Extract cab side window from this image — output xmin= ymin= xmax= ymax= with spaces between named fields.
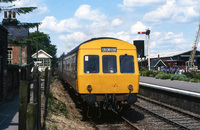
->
xmin=84 ymin=55 xmax=99 ymax=73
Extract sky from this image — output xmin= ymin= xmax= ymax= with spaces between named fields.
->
xmin=1 ymin=0 xmax=200 ymax=57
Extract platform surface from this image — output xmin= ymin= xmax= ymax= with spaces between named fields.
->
xmin=139 ymin=76 xmax=200 ymax=93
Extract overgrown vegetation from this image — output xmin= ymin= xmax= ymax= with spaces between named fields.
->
xmin=48 ymin=92 xmax=69 ymax=118
xmin=140 ymin=69 xmax=200 ymax=83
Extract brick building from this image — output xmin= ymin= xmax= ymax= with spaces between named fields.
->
xmin=2 ymin=11 xmax=31 ymax=66
xmin=0 ymin=11 xmax=32 ymax=101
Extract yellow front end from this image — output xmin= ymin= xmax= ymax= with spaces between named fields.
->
xmin=77 ymin=39 xmax=139 ymax=94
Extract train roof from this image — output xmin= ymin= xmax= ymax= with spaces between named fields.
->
xmin=65 ymin=37 xmax=124 ymax=57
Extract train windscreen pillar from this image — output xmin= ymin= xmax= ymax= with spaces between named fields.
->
xmin=133 ymin=40 xmax=144 ymax=58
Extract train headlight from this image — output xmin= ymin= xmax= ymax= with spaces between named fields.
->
xmin=87 ymin=85 xmax=92 ymax=93
xmin=128 ymin=84 xmax=133 ymax=92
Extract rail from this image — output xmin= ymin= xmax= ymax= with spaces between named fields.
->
xmin=112 ymin=109 xmax=141 ymax=130
xmin=133 ymin=95 xmax=200 ymax=129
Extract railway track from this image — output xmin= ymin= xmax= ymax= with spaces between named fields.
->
xmin=132 ymin=95 xmax=200 ymax=129
xmin=88 ymin=109 xmax=141 ymax=130
xmin=112 ymin=109 xmax=141 ymax=130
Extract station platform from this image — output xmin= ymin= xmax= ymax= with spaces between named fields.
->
xmin=139 ymin=76 xmax=200 ymax=98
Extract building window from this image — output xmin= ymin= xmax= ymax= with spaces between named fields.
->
xmin=44 ymin=59 xmax=50 ymax=66
xmin=7 ymin=49 xmax=12 ymax=64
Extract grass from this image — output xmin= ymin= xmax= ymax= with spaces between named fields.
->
xmin=47 ymin=92 xmax=69 ymax=118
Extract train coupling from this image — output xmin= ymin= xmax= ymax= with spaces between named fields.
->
xmin=127 ymin=93 xmax=137 ymax=104
xmin=85 ymin=94 xmax=96 ymax=105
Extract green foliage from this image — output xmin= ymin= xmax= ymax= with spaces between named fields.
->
xmin=155 ymin=73 xmax=162 ymax=79
xmin=153 ymin=71 xmax=164 ymax=77
xmin=0 ymin=0 xmax=16 ymax=3
xmin=170 ymin=74 xmax=187 ymax=81
xmin=183 ymin=72 xmax=195 ymax=79
xmin=15 ymin=7 xmax=37 ymax=15
xmin=54 ymin=102 xmax=68 ymax=118
xmin=184 ymin=77 xmax=190 ymax=82
xmin=194 ymin=73 xmax=200 ymax=80
xmin=140 ymin=70 xmax=154 ymax=77
xmin=0 ymin=0 xmax=38 ymax=29
xmin=170 ymin=74 xmax=180 ymax=80
xmin=178 ymin=75 xmax=186 ymax=81
xmin=48 ymin=91 xmax=69 ymax=118
xmin=190 ymin=78 xmax=199 ymax=83
xmin=155 ymin=73 xmax=171 ymax=79
xmin=29 ymin=31 xmax=57 ymax=68
xmin=50 ymin=77 xmax=55 ymax=83
xmin=140 ymin=70 xmax=200 ymax=83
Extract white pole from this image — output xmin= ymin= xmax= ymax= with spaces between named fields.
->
xmin=148 ymin=35 xmax=150 ymax=70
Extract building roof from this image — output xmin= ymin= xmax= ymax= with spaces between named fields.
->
xmin=4 ymin=25 xmax=29 ymax=41
xmin=32 ymin=49 xmax=52 ymax=59
xmin=0 ymin=25 xmax=8 ymax=33
xmin=150 ymin=58 xmax=167 ymax=67
xmin=149 ymin=50 xmax=200 ymax=59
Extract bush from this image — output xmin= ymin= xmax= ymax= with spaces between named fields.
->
xmin=178 ymin=74 xmax=186 ymax=81
xmin=170 ymin=74 xmax=179 ymax=80
xmin=155 ymin=73 xmax=171 ymax=79
xmin=140 ymin=70 xmax=154 ymax=77
xmin=184 ymin=77 xmax=190 ymax=82
xmin=194 ymin=73 xmax=200 ymax=80
xmin=190 ymin=78 xmax=199 ymax=83
xmin=183 ymin=72 xmax=195 ymax=79
xmin=149 ymin=74 xmax=154 ymax=77
xmin=153 ymin=71 xmax=164 ymax=77
xmin=146 ymin=70 xmax=154 ymax=77
xmin=160 ymin=73 xmax=171 ymax=79
xmin=155 ymin=73 xmax=162 ymax=79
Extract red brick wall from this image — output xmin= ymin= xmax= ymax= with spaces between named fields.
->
xmin=8 ymin=44 xmax=28 ymax=65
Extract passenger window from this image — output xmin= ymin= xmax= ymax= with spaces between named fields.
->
xmin=120 ymin=55 xmax=134 ymax=73
xmin=103 ymin=55 xmax=117 ymax=73
xmin=84 ymin=55 xmax=99 ymax=73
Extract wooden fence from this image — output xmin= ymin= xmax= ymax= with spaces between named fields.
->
xmin=19 ymin=66 xmax=51 ymax=130
xmin=0 ymin=62 xmax=33 ymax=102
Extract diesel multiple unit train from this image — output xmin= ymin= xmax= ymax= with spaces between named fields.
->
xmin=58 ymin=37 xmax=139 ymax=118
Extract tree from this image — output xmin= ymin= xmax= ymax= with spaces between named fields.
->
xmin=29 ymin=31 xmax=57 ymax=68
xmin=0 ymin=0 xmax=40 ymax=28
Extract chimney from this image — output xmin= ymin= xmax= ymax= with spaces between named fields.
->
xmin=4 ymin=11 xmax=7 ymax=19
xmin=2 ymin=11 xmax=18 ymax=26
xmin=158 ymin=54 xmax=160 ymax=58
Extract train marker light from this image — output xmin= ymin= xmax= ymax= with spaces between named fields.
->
xmin=87 ymin=85 xmax=92 ymax=93
xmin=128 ymin=84 xmax=133 ymax=92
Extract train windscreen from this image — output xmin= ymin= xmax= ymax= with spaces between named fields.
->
xmin=84 ymin=55 xmax=99 ymax=73
xmin=120 ymin=55 xmax=134 ymax=73
xmin=103 ymin=55 xmax=117 ymax=73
